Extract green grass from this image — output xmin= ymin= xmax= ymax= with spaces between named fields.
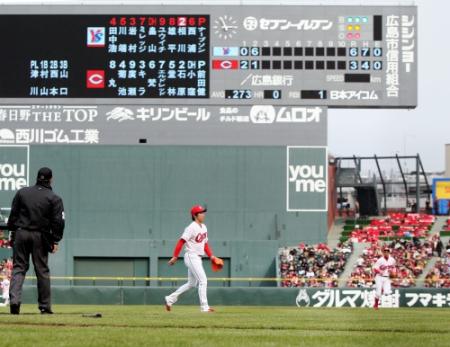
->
xmin=0 ymin=305 xmax=449 ymax=347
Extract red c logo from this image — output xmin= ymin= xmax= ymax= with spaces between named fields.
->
xmin=212 ymin=60 xmax=238 ymax=70
xmin=86 ymin=70 xmax=105 ymax=88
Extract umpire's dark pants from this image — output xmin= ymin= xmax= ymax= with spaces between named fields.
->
xmin=9 ymin=230 xmax=51 ymax=309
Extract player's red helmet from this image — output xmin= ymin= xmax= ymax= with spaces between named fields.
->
xmin=191 ymin=205 xmax=207 ymax=217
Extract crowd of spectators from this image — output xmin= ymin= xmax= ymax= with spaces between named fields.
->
xmin=347 ymin=213 xmax=434 ymax=243
xmin=0 ymin=229 xmax=13 ymax=304
xmin=424 ymin=239 xmax=450 ymax=288
xmin=443 ymin=219 xmax=450 ymax=231
xmin=425 ymin=255 xmax=450 ymax=288
xmin=0 ymin=258 xmax=12 ymax=276
xmin=0 ymin=258 xmax=12 ymax=306
xmin=279 ymin=242 xmax=353 ymax=288
xmin=0 ymin=230 xmax=11 ymax=248
xmin=347 ymin=237 xmax=434 ymax=288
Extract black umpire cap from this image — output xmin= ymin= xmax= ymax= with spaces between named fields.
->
xmin=37 ymin=167 xmax=53 ymax=181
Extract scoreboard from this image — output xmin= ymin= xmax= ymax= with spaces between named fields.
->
xmin=0 ymin=5 xmax=417 ymax=108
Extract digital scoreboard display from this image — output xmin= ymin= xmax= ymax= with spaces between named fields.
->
xmin=0 ymin=15 xmax=209 ymax=99
xmin=0 ymin=5 xmax=417 ymax=108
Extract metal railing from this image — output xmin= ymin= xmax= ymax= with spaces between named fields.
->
xmin=13 ymin=275 xmax=435 ymax=287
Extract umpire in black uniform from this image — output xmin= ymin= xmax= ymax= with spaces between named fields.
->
xmin=7 ymin=167 xmax=65 ymax=314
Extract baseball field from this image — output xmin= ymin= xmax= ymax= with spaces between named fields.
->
xmin=0 ymin=305 xmax=449 ymax=347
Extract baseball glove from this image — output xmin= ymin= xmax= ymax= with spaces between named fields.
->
xmin=389 ymin=269 xmax=397 ymax=279
xmin=211 ymin=256 xmax=224 ymax=272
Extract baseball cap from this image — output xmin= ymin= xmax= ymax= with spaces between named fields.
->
xmin=191 ymin=205 xmax=207 ymax=217
xmin=37 ymin=167 xmax=52 ymax=181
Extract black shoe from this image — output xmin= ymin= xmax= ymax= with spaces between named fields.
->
xmin=10 ymin=304 xmax=20 ymax=315
xmin=40 ymin=308 xmax=54 ymax=314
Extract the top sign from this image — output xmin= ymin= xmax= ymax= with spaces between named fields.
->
xmin=0 ymin=5 xmax=417 ymax=108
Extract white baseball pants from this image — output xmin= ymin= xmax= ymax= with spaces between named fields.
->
xmin=375 ymin=275 xmax=392 ymax=299
xmin=165 ymin=253 xmax=210 ymax=311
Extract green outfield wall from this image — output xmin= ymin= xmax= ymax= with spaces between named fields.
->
xmin=1 ymin=145 xmax=328 ymax=283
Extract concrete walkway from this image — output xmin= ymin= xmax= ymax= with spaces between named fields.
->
xmin=430 ymin=216 xmax=448 ymax=236
xmin=338 ymin=242 xmax=371 ymax=288
xmin=416 ymin=257 xmax=438 ymax=286
xmin=328 ymin=218 xmax=346 ymax=249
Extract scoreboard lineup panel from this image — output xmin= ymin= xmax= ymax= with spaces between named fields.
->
xmin=0 ymin=5 xmax=417 ymax=108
